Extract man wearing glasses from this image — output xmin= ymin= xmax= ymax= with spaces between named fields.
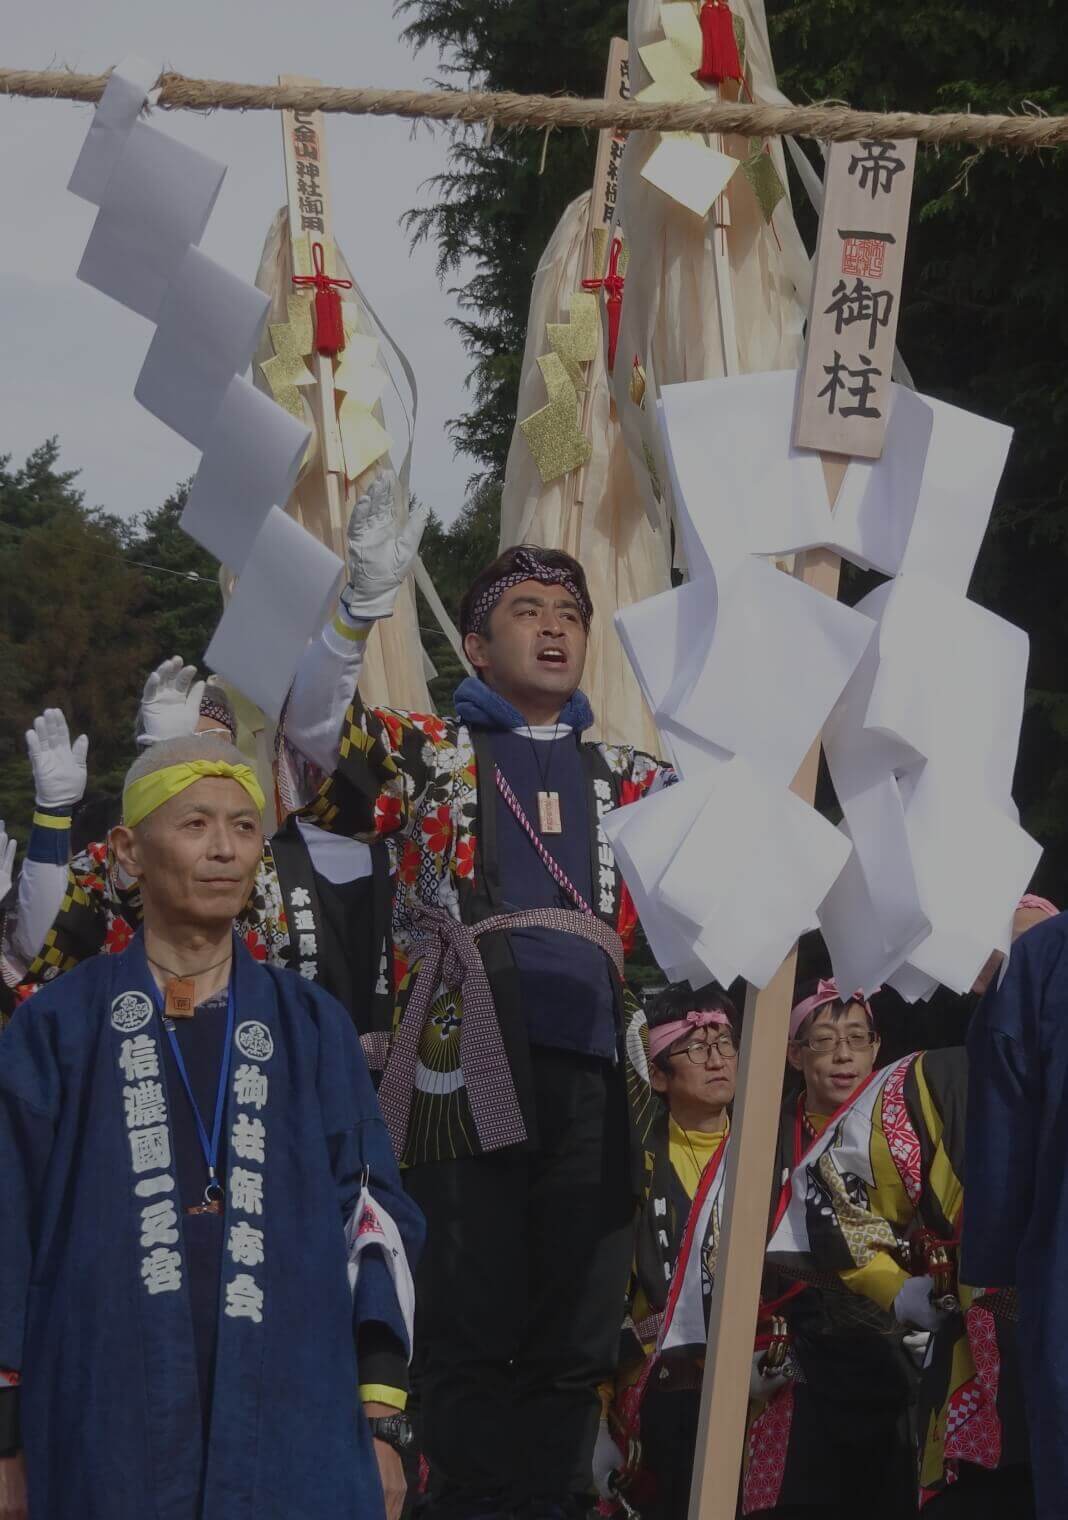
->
xmin=744 ymin=980 xmax=918 ymax=1519
xmin=594 ymin=982 xmax=739 ymax=1520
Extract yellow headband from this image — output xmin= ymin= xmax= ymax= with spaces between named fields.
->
xmin=123 ymin=760 xmax=266 ymax=829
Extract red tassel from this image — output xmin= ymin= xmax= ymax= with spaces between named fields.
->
xmin=313 ymin=285 xmax=345 ymax=355
xmin=697 ymin=0 xmax=743 ymax=86
xmin=291 ymin=241 xmax=353 ymax=357
xmin=581 ymin=235 xmax=626 ymax=373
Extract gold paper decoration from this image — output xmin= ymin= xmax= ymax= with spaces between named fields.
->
xmin=630 ymin=358 xmax=648 ymax=410
xmin=636 ymin=37 xmax=705 ymax=104
xmin=641 ymin=441 xmax=664 ymax=503
xmin=591 ymin=226 xmax=610 ymax=283
xmin=260 ymin=292 xmax=316 ymax=421
xmin=740 ymin=138 xmax=786 ymax=223
xmin=335 ymin=302 xmax=392 ymax=480
xmin=518 ymin=287 xmax=602 ymax=480
xmin=641 ymin=135 xmax=738 ymax=218
xmin=519 ymin=353 xmax=592 ymax=483
xmin=546 ymin=290 xmax=600 ymax=382
xmin=338 ymin=400 xmax=393 ymax=480
xmin=636 ymin=3 xmax=736 ymax=216
xmin=658 ymin=2 xmax=703 ymax=69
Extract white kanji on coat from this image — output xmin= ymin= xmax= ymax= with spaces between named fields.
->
xmin=298 ymin=933 xmax=317 ymax=958
xmin=228 ymin=1220 xmax=266 ymax=1268
xmin=230 ymin=1167 xmax=264 ymax=1215
xmin=141 ymin=1246 xmax=182 ymax=1295
xmin=129 ymin=1124 xmax=171 ymax=1175
xmin=289 ymin=887 xmax=312 ymax=909
xmin=139 ymin=1199 xmax=179 ymax=1248
xmin=232 ymin=1113 xmax=266 ymax=1164
xmin=292 ymin=909 xmax=315 ymax=933
xmin=123 ymin=1080 xmax=168 ymax=1130
xmin=233 ymin=1063 xmax=268 ymax=1110
xmin=118 ymin=1034 xmax=159 ymax=1082
xmin=299 ymin=961 xmax=318 ymax=980
xmin=224 ymin=1272 xmax=264 ymax=1324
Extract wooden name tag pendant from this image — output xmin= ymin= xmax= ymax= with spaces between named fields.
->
xmin=538 ymin=791 xmax=563 ymax=834
xmin=165 ymin=977 xmax=196 ymax=1020
xmin=185 ymin=1197 xmax=224 ymax=1216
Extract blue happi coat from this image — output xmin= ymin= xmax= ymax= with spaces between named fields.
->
xmin=0 ymin=934 xmax=424 ymax=1520
xmin=962 ymin=911 xmax=1068 ymax=1518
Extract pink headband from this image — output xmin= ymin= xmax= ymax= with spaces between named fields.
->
xmin=464 ymin=547 xmax=593 ymax=636
xmin=649 ymin=1008 xmax=730 ymax=1064
xmin=789 ymin=978 xmax=874 ymax=1041
xmin=1019 ymin=894 xmax=1059 ymax=918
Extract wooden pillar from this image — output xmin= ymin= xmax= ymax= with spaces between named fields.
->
xmin=687 ymin=475 xmax=846 ymax=1520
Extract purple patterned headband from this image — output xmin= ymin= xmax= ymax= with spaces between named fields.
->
xmin=465 ymin=548 xmax=593 ymax=637
xmin=198 ymin=686 xmax=237 ymax=740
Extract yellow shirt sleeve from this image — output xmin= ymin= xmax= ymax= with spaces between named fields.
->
xmin=360 ymin=1384 xmax=408 ymax=1411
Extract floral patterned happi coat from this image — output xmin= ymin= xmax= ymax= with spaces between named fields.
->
xmin=764 ymin=1048 xmax=1027 ymax=1510
xmin=300 ymin=699 xmax=673 ymax=1170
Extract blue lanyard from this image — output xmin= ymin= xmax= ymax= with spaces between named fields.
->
xmin=153 ymin=978 xmax=236 ymax=1206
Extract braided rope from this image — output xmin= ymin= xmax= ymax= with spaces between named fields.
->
xmin=494 ymin=767 xmax=593 ymax=916
xmin=2 ymin=66 xmax=1067 ymax=149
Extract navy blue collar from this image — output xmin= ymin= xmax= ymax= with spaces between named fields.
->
xmin=453 ymin=676 xmax=594 ymax=735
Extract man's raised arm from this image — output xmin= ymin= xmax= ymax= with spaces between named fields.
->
xmin=285 ymin=471 xmax=427 ymax=777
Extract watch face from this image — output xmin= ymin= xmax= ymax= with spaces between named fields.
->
xmin=390 ymin=1416 xmax=414 ymax=1450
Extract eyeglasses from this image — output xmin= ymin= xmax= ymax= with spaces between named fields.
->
xmin=797 ymin=1029 xmax=877 ymax=1055
xmin=668 ymin=1034 xmax=739 ymax=1065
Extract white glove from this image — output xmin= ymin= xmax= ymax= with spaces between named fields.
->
xmin=749 ymin=1348 xmax=790 ymax=1402
xmin=903 ymin=1330 xmax=932 ymax=1369
xmin=25 ymin=709 xmax=89 ymax=810
xmin=340 ymin=471 xmax=428 ymax=620
xmin=894 ymin=1275 xmax=945 ymax=1332
xmin=137 ymin=657 xmax=204 ymax=748
xmin=0 ymin=824 xmax=15 ymax=901
xmin=592 ymin=1418 xmax=624 ymax=1499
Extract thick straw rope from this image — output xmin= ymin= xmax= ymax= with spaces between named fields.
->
xmin=0 ymin=66 xmax=1066 ymax=149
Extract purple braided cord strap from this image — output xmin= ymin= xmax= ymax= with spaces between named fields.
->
xmin=376 ymin=901 xmax=624 ymax=1160
xmin=632 ymin=1311 xmax=664 ymax=1346
xmin=359 ymin=1030 xmax=390 ymax=1073
xmin=493 ymin=767 xmax=593 ymax=914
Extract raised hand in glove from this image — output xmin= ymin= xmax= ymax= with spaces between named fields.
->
xmin=137 ymin=656 xmax=205 ymax=748
xmin=0 ymin=824 xmax=16 ymax=902
xmin=25 ymin=709 xmax=88 ymax=811
xmin=340 ymin=470 xmax=428 ymax=621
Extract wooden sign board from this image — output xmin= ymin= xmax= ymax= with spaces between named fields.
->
xmin=588 ymin=38 xmax=630 ymax=274
xmin=280 ymin=85 xmax=337 ymax=279
xmin=793 ymin=138 xmax=916 ymax=460
xmin=279 ymin=75 xmax=345 ymax=488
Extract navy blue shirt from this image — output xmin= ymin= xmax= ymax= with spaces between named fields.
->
xmin=487 ymin=729 xmax=617 ymax=1061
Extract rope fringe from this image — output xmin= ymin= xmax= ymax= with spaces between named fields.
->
xmin=0 ymin=66 xmax=1066 ymax=149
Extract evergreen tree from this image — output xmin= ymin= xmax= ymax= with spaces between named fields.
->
xmin=399 ymin=0 xmax=627 ymax=480
xmin=418 ymin=480 xmax=503 ymax=711
xmin=766 ymin=0 xmax=1068 ymax=890
xmin=0 ymin=448 xmax=220 ymax=840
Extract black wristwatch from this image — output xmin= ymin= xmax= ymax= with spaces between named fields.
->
xmin=367 ymin=1411 xmax=414 ymax=1453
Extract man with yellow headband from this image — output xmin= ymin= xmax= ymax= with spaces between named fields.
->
xmin=0 ymin=734 xmax=424 ymax=1520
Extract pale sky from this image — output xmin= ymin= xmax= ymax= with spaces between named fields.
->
xmin=1 ymin=0 xmax=474 ymax=524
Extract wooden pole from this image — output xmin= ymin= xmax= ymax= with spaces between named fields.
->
xmin=687 ymin=461 xmax=847 ymax=1520
xmin=573 ymin=37 xmax=629 ymax=510
xmin=280 ymin=74 xmax=349 ymax=555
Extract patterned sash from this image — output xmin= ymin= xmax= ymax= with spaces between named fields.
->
xmin=376 ymin=899 xmax=623 ymax=1158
